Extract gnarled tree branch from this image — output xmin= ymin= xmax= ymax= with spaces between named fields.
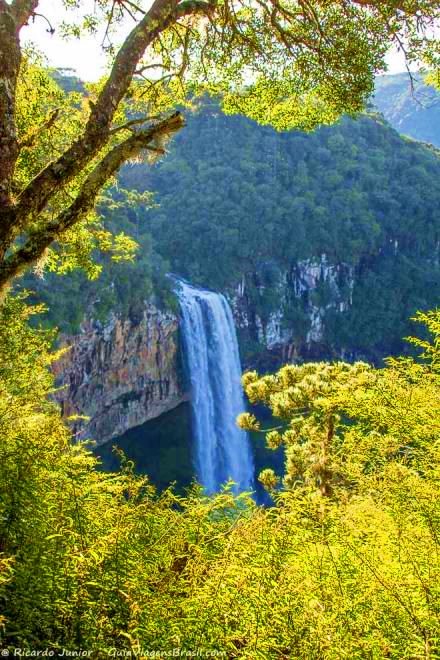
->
xmin=0 ymin=2 xmax=24 ymax=207
xmin=19 ymin=108 xmax=61 ymax=149
xmin=0 ymin=111 xmax=184 ymax=297
xmin=11 ymin=0 xmax=39 ymax=29
xmin=109 ymin=114 xmax=160 ymax=134
xmin=11 ymin=0 xmax=215 ymax=233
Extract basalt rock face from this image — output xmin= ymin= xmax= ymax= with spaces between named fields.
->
xmin=231 ymin=256 xmax=355 ymax=371
xmin=53 ymin=306 xmax=187 ymax=446
xmin=52 ymin=258 xmax=358 ymax=444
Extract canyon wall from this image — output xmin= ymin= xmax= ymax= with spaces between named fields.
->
xmin=53 ymin=257 xmax=355 ymax=443
xmin=53 ymin=305 xmax=187 ymax=446
xmin=232 ymin=256 xmax=355 ymax=370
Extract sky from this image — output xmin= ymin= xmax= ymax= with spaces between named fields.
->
xmin=22 ymin=0 xmax=410 ymax=82
xmin=22 ymin=0 xmax=112 ymax=80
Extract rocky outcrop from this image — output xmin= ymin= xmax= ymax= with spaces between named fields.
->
xmin=291 ymin=255 xmax=354 ymax=344
xmin=53 ymin=305 xmax=187 ymax=445
xmin=52 ymin=259 xmax=354 ymax=443
xmin=231 ymin=256 xmax=355 ymax=370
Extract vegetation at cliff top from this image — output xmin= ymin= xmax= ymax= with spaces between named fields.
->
xmin=0 ymin=295 xmax=439 ymax=657
xmin=27 ymin=87 xmax=440 ymax=363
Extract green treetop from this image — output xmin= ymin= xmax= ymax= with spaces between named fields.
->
xmin=239 ymin=310 xmax=440 ymax=502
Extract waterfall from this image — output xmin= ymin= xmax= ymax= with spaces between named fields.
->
xmin=175 ymin=279 xmax=254 ymax=494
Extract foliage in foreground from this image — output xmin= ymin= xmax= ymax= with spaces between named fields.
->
xmin=0 ymin=299 xmax=439 ymax=658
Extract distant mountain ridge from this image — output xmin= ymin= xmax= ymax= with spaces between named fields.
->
xmin=51 ymin=67 xmax=440 ymax=147
xmin=374 ymin=73 xmax=440 ymax=147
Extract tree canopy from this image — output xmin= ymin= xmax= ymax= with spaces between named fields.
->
xmin=0 ymin=0 xmax=439 ymax=296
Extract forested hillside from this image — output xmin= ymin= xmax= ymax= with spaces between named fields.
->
xmin=27 ymin=93 xmax=440 ymax=361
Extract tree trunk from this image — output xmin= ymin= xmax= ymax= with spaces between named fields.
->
xmin=0 ymin=5 xmax=21 ymax=210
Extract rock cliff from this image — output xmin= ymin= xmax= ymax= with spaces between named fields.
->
xmin=49 ymin=277 xmax=289 ymax=445
xmin=51 ymin=259 xmax=356 ymax=443
xmin=52 ymin=305 xmax=187 ymax=445
xmin=231 ymin=256 xmax=355 ymax=370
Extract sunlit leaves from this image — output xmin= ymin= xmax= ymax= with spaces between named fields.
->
xmin=0 ymin=300 xmax=439 ymax=656
xmin=405 ymin=309 xmax=440 ymax=370
xmin=13 ymin=56 xmax=142 ymax=278
xmin=242 ymin=312 xmax=440 ymax=499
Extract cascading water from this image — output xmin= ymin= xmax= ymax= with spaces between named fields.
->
xmin=175 ymin=279 xmax=254 ymax=494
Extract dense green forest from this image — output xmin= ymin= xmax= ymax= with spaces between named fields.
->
xmin=26 ymin=91 xmax=440 ymax=361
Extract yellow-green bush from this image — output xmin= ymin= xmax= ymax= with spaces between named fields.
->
xmin=0 ymin=299 xmax=439 ymax=658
